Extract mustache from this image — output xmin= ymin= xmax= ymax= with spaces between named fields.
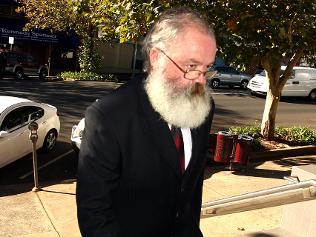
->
xmin=189 ymin=83 xmax=206 ymax=96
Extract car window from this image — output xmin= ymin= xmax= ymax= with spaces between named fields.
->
xmin=285 ymin=70 xmax=295 ymax=79
xmin=0 ymin=108 xmax=24 ymax=132
xmin=216 ymin=67 xmax=239 ymax=74
xmin=29 ymin=106 xmax=44 ymax=120
xmin=6 ymin=53 xmax=19 ymax=64
xmin=226 ymin=67 xmax=239 ymax=74
xmin=0 ymin=106 xmax=44 ymax=132
xmin=216 ymin=67 xmax=227 ymax=72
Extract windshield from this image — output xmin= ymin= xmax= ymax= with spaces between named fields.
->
xmin=259 ymin=71 xmax=266 ymax=76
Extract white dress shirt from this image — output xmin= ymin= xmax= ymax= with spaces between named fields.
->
xmin=169 ymin=125 xmax=192 ymax=170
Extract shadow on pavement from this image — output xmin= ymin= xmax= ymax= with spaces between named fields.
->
xmin=273 ymin=157 xmax=316 ymax=167
xmin=232 ymin=168 xmax=291 ymax=180
xmin=0 ymin=140 xmax=78 ymax=196
xmin=204 ymin=155 xmax=316 ymax=181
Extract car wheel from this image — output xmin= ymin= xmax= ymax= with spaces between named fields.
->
xmin=39 ymin=68 xmax=48 ymax=79
xmin=309 ymin=90 xmax=316 ymax=101
xmin=210 ymin=79 xmax=220 ymax=89
xmin=240 ymin=80 xmax=249 ymax=89
xmin=42 ymin=129 xmax=57 ymax=152
xmin=15 ymin=68 xmax=24 ymax=80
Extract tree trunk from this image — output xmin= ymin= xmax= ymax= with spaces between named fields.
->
xmin=260 ymin=49 xmax=304 ymax=140
xmin=261 ymin=86 xmax=281 ymax=140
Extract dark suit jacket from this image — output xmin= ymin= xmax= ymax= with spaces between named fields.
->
xmin=76 ymin=78 xmax=215 ymax=237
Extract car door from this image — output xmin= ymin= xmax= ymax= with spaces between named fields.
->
xmin=0 ymin=107 xmax=32 ymax=167
xmin=217 ymin=67 xmax=232 ymax=85
xmin=226 ymin=67 xmax=241 ymax=85
xmin=283 ymin=69 xmax=309 ymax=97
xmin=23 ymin=55 xmax=38 ymax=76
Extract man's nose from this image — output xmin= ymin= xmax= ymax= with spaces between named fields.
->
xmin=194 ymin=72 xmax=207 ymax=85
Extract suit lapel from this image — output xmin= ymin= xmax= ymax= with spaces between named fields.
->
xmin=136 ymin=80 xmax=182 ymax=178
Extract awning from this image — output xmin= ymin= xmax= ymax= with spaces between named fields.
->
xmin=1 ymin=27 xmax=58 ymax=44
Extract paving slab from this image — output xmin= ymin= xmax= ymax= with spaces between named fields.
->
xmin=0 ymin=154 xmax=315 ymax=237
xmin=0 ymin=187 xmax=55 ymax=237
xmin=37 ymin=179 xmax=80 ymax=237
xmin=200 ymin=156 xmax=316 ymax=237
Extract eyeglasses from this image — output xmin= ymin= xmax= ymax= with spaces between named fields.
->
xmin=157 ymin=48 xmax=217 ymax=80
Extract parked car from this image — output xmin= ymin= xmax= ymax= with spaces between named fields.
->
xmin=70 ymin=99 xmax=99 ymax=154
xmin=2 ymin=51 xmax=48 ymax=79
xmin=247 ymin=66 xmax=316 ymax=101
xmin=0 ymin=96 xmax=60 ymax=168
xmin=71 ymin=118 xmax=85 ymax=154
xmin=206 ymin=66 xmax=252 ymax=89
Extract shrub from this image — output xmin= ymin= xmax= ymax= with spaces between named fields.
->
xmin=275 ymin=126 xmax=316 ymax=145
xmin=228 ymin=124 xmax=260 ymax=138
xmin=59 ymin=71 xmax=118 ymax=82
xmin=78 ymin=38 xmax=101 ymax=72
xmin=229 ymin=124 xmax=263 ymax=151
xmin=228 ymin=124 xmax=316 ymax=151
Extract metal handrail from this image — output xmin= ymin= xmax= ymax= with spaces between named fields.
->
xmin=201 ymin=179 xmax=316 ymax=218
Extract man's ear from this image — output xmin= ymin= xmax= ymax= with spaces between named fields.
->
xmin=149 ymin=48 xmax=159 ymax=69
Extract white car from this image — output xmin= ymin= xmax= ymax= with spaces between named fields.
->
xmin=247 ymin=66 xmax=316 ymax=101
xmin=0 ymin=96 xmax=60 ymax=168
xmin=71 ymin=118 xmax=85 ymax=154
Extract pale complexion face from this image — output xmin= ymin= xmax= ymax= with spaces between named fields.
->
xmin=149 ymin=26 xmax=217 ymax=92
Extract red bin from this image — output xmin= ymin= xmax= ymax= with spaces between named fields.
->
xmin=233 ymin=135 xmax=253 ymax=165
xmin=214 ymin=131 xmax=234 ymax=164
xmin=209 ymin=133 xmax=217 ymax=153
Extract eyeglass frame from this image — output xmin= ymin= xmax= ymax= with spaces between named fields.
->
xmin=156 ymin=48 xmax=217 ymax=80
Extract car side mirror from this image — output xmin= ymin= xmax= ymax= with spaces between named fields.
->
xmin=0 ymin=131 xmax=9 ymax=138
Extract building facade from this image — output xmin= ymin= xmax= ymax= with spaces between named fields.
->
xmin=0 ymin=0 xmax=78 ymax=75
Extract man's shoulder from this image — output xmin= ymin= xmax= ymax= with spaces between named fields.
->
xmin=89 ymin=78 xmax=144 ymax=116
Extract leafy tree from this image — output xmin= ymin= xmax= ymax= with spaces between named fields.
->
xmin=92 ymin=0 xmax=163 ymax=43
xmin=96 ymin=0 xmax=315 ymax=140
xmin=18 ymin=0 xmax=111 ymax=72
xmin=204 ymin=0 xmax=316 ymax=139
xmin=18 ymin=0 xmax=315 ymax=140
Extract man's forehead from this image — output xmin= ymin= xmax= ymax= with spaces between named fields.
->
xmin=170 ymin=35 xmax=216 ymax=62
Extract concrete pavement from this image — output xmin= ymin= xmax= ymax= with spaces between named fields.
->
xmin=0 ymin=154 xmax=315 ymax=237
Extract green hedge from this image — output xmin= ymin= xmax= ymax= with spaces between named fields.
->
xmin=228 ymin=124 xmax=316 ymax=151
xmin=58 ymin=71 xmax=118 ymax=82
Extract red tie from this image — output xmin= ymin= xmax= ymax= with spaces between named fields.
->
xmin=171 ymin=126 xmax=185 ymax=173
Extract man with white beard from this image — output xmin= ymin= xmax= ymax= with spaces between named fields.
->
xmin=77 ymin=7 xmax=217 ymax=237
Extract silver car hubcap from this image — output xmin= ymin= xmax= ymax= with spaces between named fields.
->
xmin=16 ymin=71 xmax=23 ymax=79
xmin=241 ymin=81 xmax=248 ymax=88
xmin=46 ymin=132 xmax=56 ymax=150
xmin=310 ymin=91 xmax=316 ymax=101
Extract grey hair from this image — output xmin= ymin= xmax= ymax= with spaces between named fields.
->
xmin=142 ymin=7 xmax=215 ymax=73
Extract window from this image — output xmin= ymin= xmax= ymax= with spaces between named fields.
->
xmin=29 ymin=107 xmax=44 ymax=120
xmin=1 ymin=108 xmax=24 ymax=131
xmin=217 ymin=66 xmax=239 ymax=74
xmin=0 ymin=106 xmax=44 ymax=132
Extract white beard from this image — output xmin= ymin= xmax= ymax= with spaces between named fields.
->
xmin=144 ymin=68 xmax=211 ymax=129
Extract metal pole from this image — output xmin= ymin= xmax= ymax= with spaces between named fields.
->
xmin=31 ymin=140 xmax=39 ymax=191
xmin=28 ymin=121 xmax=40 ymax=192
xmin=201 ymin=179 xmax=316 ymax=218
xmin=48 ymin=57 xmax=51 ymax=77
xmin=131 ymin=42 xmax=137 ymax=79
